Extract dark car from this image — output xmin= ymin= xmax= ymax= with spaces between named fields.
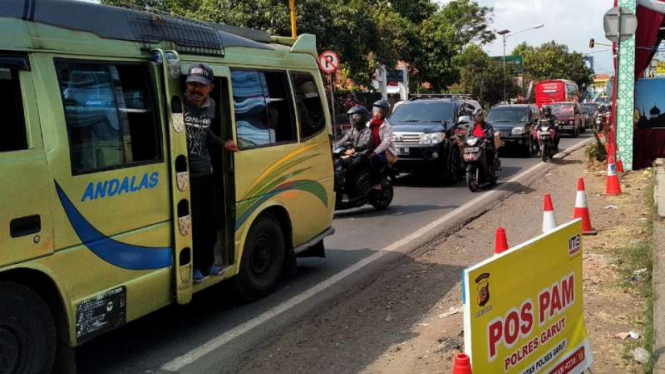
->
xmin=549 ymin=102 xmax=583 ymax=137
xmin=333 ymin=113 xmax=352 ymax=142
xmin=487 ymin=104 xmax=539 ymax=157
xmin=389 ymin=96 xmax=481 ymax=184
xmin=580 ymin=103 xmax=600 ymax=130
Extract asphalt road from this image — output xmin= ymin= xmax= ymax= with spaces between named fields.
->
xmin=76 ymin=133 xmax=592 ymax=374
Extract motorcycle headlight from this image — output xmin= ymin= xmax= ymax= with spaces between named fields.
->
xmin=511 ymin=127 xmax=524 ymax=135
xmin=568 ymin=120 xmax=574 ymax=125
xmin=466 ymin=137 xmax=479 ymax=146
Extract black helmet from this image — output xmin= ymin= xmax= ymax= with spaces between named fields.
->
xmin=372 ymin=100 xmax=391 ymax=112
xmin=347 ymin=105 xmax=369 ymax=127
xmin=543 ymin=106 xmax=552 ymax=116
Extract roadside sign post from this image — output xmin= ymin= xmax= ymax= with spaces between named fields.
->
xmin=319 ymin=51 xmax=340 ymax=140
xmin=604 ymin=5 xmax=638 ymax=171
xmin=462 ymin=220 xmax=593 ymax=373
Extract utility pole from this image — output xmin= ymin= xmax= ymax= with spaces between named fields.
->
xmin=496 ymin=24 xmax=544 ymax=103
xmin=289 ymin=0 xmax=296 ymax=38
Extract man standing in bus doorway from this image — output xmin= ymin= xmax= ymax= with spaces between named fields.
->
xmin=184 ymin=63 xmax=239 ymax=284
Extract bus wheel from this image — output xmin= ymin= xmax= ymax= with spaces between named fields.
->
xmin=0 ymin=282 xmax=56 ymax=374
xmin=234 ymin=213 xmax=285 ymax=301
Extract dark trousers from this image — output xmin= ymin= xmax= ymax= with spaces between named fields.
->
xmin=190 ymin=175 xmax=217 ymax=271
xmin=342 ymin=156 xmax=368 ymax=194
xmin=370 ymin=151 xmax=387 ymax=184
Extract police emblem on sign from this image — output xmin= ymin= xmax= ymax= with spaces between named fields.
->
xmin=475 ymin=273 xmax=491 ymax=307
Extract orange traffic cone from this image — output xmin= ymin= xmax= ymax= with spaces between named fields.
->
xmin=573 ymin=178 xmax=598 ymax=235
xmin=452 ymin=353 xmax=473 ymax=374
xmin=605 ymin=154 xmax=622 ymax=196
xmin=494 ymin=227 xmax=509 ymax=255
xmin=542 ymin=194 xmax=558 ymax=233
xmin=615 ymin=144 xmax=625 ymax=173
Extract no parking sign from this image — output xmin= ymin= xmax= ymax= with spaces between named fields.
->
xmin=319 ymin=51 xmax=340 ymax=75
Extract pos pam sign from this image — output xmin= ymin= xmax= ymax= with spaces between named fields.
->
xmin=463 ymin=220 xmax=592 ymax=374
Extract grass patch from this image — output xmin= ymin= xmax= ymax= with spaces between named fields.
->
xmin=618 ymin=174 xmax=655 ymax=373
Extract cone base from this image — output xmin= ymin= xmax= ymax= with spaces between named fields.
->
xmin=582 ymin=229 xmax=598 ymax=236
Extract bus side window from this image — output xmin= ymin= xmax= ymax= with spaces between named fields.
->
xmin=290 ymin=72 xmax=325 ymax=140
xmin=0 ymin=68 xmax=28 ymax=152
xmin=230 ymin=69 xmax=297 ymax=150
xmin=54 ymin=60 xmax=162 ymax=175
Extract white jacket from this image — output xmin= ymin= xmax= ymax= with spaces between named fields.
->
xmin=367 ymin=119 xmax=397 ymax=156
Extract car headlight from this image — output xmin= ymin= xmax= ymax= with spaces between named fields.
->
xmin=420 ymin=132 xmax=445 ymax=144
xmin=511 ymin=127 xmax=524 ymax=135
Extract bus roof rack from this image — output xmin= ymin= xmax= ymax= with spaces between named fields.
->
xmin=409 ymin=93 xmax=475 ymax=101
xmin=0 ymin=0 xmax=274 ymax=56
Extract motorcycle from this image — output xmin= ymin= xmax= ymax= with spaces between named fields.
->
xmin=594 ymin=115 xmax=603 ymax=130
xmin=462 ymin=135 xmax=501 ymax=192
xmin=537 ymin=124 xmax=557 ymax=162
xmin=333 ymin=144 xmax=394 ymax=211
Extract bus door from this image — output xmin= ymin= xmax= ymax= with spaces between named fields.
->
xmin=208 ymin=65 xmax=236 ymax=267
xmin=152 ymin=49 xmax=193 ymax=304
xmin=0 ymin=55 xmax=54 ymax=266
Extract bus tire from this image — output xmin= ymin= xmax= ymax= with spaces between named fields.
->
xmin=234 ymin=213 xmax=285 ymax=301
xmin=0 ymin=282 xmax=56 ymax=374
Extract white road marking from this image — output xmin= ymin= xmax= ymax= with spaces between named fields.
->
xmin=160 ymin=138 xmax=591 ymax=373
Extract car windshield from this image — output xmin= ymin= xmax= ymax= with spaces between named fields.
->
xmin=550 ymin=104 xmax=574 ymax=115
xmin=487 ymin=108 xmax=529 ymax=123
xmin=581 ymin=105 xmax=598 ymax=114
xmin=389 ymin=102 xmax=454 ymax=123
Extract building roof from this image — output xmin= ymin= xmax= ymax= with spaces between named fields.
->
xmin=651 ymin=104 xmax=661 ymax=115
xmin=0 ymin=0 xmax=273 ymax=54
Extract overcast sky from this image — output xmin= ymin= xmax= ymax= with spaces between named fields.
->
xmin=437 ymin=0 xmax=613 ymax=74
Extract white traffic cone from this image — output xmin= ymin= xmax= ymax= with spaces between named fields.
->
xmin=542 ymin=194 xmax=558 ymax=233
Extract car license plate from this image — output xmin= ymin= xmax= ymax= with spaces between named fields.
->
xmin=396 ymin=147 xmax=409 ymax=155
xmin=465 ymin=147 xmax=479 ymax=153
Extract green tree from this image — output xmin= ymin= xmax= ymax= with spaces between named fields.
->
xmin=414 ymin=0 xmax=495 ymax=91
xmin=456 ymin=45 xmax=519 ymax=107
xmin=512 ymin=41 xmax=594 ymax=91
xmin=100 ymin=0 xmax=495 ymax=91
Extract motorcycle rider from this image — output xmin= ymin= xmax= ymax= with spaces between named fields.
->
xmin=539 ymin=106 xmax=560 ymax=150
xmin=368 ymin=99 xmax=397 ymax=190
xmin=470 ymin=108 xmax=497 ymax=168
xmin=336 ymin=105 xmax=372 ymax=152
xmin=335 ymin=106 xmax=372 ymax=197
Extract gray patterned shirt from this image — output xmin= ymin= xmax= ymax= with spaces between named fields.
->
xmin=185 ymin=98 xmax=224 ymax=177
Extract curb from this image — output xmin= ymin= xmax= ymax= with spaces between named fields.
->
xmin=401 ymin=137 xmax=594 ymax=255
xmin=652 ymin=159 xmax=665 ymax=373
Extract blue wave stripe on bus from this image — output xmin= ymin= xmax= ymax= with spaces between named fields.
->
xmin=55 ymin=182 xmax=173 ymax=270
